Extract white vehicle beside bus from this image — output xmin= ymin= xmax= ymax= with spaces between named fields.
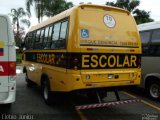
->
xmin=138 ymin=21 xmax=160 ymax=100
xmin=0 ymin=14 xmax=16 ymax=106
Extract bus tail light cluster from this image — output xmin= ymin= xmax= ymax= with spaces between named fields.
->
xmin=9 ymin=62 xmax=16 ymax=76
xmin=73 ymin=58 xmax=79 ymax=70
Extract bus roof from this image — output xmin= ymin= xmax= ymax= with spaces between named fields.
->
xmin=138 ymin=21 xmax=160 ymax=31
xmin=28 ymin=4 xmax=130 ymax=32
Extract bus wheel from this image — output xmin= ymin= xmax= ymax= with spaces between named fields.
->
xmin=147 ymin=81 xmax=160 ymax=100
xmin=42 ymin=80 xmax=52 ymax=105
xmin=23 ymin=69 xmax=34 ymax=88
xmin=26 ymin=73 xmax=34 ymax=88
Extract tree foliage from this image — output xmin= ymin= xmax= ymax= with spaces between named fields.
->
xmin=44 ymin=0 xmax=73 ymax=17
xmin=9 ymin=7 xmax=30 ymax=47
xmin=106 ymin=0 xmax=154 ymax=24
xmin=133 ymin=9 xmax=154 ymax=24
xmin=26 ymin=0 xmax=46 ymax=23
xmin=26 ymin=0 xmax=73 ymax=22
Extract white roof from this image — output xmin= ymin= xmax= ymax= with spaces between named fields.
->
xmin=138 ymin=21 xmax=160 ymax=31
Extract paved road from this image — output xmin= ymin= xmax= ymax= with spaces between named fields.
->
xmin=0 ymin=67 xmax=160 ymax=120
xmin=1 ymin=73 xmax=80 ymax=120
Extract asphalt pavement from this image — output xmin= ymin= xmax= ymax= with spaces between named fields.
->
xmin=0 ymin=67 xmax=160 ymax=120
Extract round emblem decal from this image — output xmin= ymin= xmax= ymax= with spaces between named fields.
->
xmin=103 ymin=15 xmax=116 ymax=28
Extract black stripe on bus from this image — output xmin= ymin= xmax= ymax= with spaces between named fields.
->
xmin=24 ymin=52 xmax=141 ymax=69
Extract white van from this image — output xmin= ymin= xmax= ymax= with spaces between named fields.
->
xmin=138 ymin=21 xmax=160 ymax=100
xmin=0 ymin=15 xmax=16 ymax=106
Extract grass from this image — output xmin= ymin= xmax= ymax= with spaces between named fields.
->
xmin=16 ymin=53 xmax=22 ymax=65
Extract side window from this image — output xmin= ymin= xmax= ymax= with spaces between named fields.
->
xmin=28 ymin=33 xmax=34 ymax=50
xmin=60 ymin=21 xmax=68 ymax=40
xmin=44 ymin=26 xmax=49 ymax=43
xmin=151 ymin=29 xmax=160 ymax=42
xmin=34 ymin=30 xmax=41 ymax=49
xmin=51 ymin=20 xmax=68 ymax=49
xmin=31 ymin=32 xmax=35 ymax=49
xmin=45 ymin=25 xmax=53 ymax=49
xmin=52 ymin=22 xmax=61 ymax=41
xmin=40 ymin=29 xmax=45 ymax=43
xmin=36 ymin=30 xmax=41 ymax=42
xmin=43 ymin=25 xmax=53 ymax=49
xmin=51 ymin=22 xmax=61 ymax=49
xmin=140 ymin=31 xmax=151 ymax=56
xmin=139 ymin=31 xmax=151 ymax=43
xmin=39 ymin=29 xmax=45 ymax=49
xmin=142 ymin=46 xmax=149 ymax=56
xmin=48 ymin=26 xmax=53 ymax=41
xmin=141 ymin=29 xmax=160 ymax=56
xmin=148 ymin=45 xmax=160 ymax=56
xmin=154 ymin=46 xmax=160 ymax=56
xmin=24 ymin=34 xmax=29 ymax=50
xmin=43 ymin=26 xmax=50 ymax=49
xmin=33 ymin=31 xmax=36 ymax=46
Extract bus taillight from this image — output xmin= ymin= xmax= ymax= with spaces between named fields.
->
xmin=9 ymin=62 xmax=16 ymax=76
xmin=73 ymin=58 xmax=79 ymax=70
xmin=73 ymin=58 xmax=79 ymax=63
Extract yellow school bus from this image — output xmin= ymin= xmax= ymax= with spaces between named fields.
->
xmin=22 ymin=4 xmax=141 ymax=104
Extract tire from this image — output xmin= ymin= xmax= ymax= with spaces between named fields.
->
xmin=42 ymin=79 xmax=53 ymax=105
xmin=26 ymin=78 xmax=34 ymax=88
xmin=147 ymin=81 xmax=160 ymax=100
xmin=23 ymin=69 xmax=34 ymax=88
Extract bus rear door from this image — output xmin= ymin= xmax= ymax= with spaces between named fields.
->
xmin=0 ymin=15 xmax=16 ymax=104
xmin=78 ymin=5 xmax=141 ymax=86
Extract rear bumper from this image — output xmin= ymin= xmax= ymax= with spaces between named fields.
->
xmin=70 ymin=81 xmax=140 ymax=92
xmin=50 ymin=72 xmax=141 ymax=92
xmin=0 ymin=91 xmax=16 ymax=104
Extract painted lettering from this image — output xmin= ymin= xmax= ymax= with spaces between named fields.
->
xmin=99 ymin=55 xmax=107 ymax=68
xmin=91 ymin=55 xmax=98 ymax=68
xmin=108 ymin=55 xmax=116 ymax=67
xmin=0 ymin=65 xmax=4 ymax=72
xmin=123 ymin=55 xmax=130 ymax=67
xmin=131 ymin=55 xmax=137 ymax=67
xmin=117 ymin=55 xmax=122 ymax=67
xmin=82 ymin=55 xmax=90 ymax=68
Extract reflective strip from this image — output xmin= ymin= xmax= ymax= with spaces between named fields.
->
xmin=0 ymin=61 xmax=16 ymax=76
xmin=76 ymin=99 xmax=141 ymax=110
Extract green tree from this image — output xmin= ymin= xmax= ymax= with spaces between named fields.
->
xmin=133 ymin=9 xmax=154 ymax=24
xmin=9 ymin=7 xmax=30 ymax=47
xmin=44 ymin=0 xmax=73 ymax=17
xmin=106 ymin=0 xmax=154 ymax=24
xmin=26 ymin=0 xmax=73 ymax=22
xmin=26 ymin=0 xmax=46 ymax=23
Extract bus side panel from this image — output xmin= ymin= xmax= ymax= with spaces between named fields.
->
xmin=0 ymin=16 xmax=16 ymax=104
xmin=40 ymin=66 xmax=68 ymax=91
xmin=24 ymin=62 xmax=42 ymax=85
xmin=0 ymin=16 xmax=9 ymax=94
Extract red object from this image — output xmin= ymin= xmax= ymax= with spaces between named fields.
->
xmin=0 ymin=52 xmax=3 ymax=56
xmin=0 ymin=61 xmax=16 ymax=76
